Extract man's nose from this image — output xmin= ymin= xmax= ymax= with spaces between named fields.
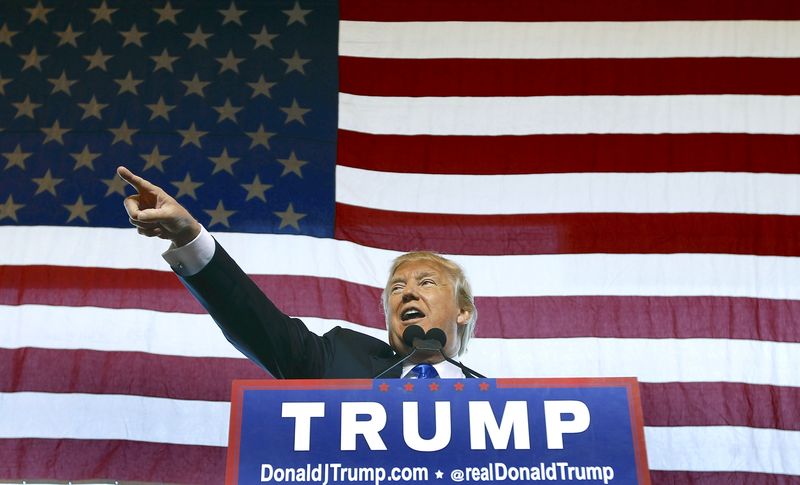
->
xmin=401 ymin=286 xmax=419 ymax=302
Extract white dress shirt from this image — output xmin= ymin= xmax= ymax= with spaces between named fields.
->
xmin=401 ymin=360 xmax=465 ymax=379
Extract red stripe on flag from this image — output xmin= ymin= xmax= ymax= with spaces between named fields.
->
xmin=341 ymin=57 xmax=800 ymax=97
xmin=3 ymin=350 xmax=800 ymax=431
xmin=0 ymin=439 xmax=224 ymax=484
xmin=2 ymin=438 xmax=797 ymax=485
xmin=0 ymin=264 xmax=205 ymax=313
xmin=0 ymin=265 xmax=382 ymax=326
xmin=5 ymin=266 xmax=800 ymax=343
xmin=0 ymin=348 xmax=264 ymax=401
xmin=473 ymin=295 xmax=800 ymax=342
xmin=337 ymin=131 xmax=800 ymax=175
xmin=0 ymin=265 xmax=384 ymax=325
xmin=650 ymin=471 xmax=799 ymax=484
xmin=340 ymin=0 xmax=800 ymax=21
xmin=335 ymin=206 xmax=800 ymax=257
xmin=640 ymin=382 xmax=800 ymax=429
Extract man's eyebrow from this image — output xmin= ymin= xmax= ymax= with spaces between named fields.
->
xmin=389 ymin=270 xmax=438 ymax=285
xmin=415 ymin=271 xmax=437 ymax=279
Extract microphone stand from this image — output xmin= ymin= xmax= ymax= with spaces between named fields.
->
xmin=438 ymin=351 xmax=486 ymax=378
xmin=373 ymin=348 xmax=418 ymax=378
xmin=373 ymin=325 xmax=486 ymax=378
xmin=424 ymin=328 xmax=486 ymax=378
xmin=374 ymin=325 xmax=428 ymax=378
xmin=372 ymin=337 xmax=446 ymax=378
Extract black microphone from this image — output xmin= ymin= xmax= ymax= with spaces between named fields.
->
xmin=404 ymin=324 xmax=447 ymax=352
xmin=373 ymin=326 xmax=423 ymax=378
xmin=412 ymin=327 xmax=444 ymax=352
xmin=425 ymin=328 xmax=486 ymax=378
xmin=403 ymin=324 xmax=425 ymax=347
xmin=425 ymin=328 xmax=447 ymax=347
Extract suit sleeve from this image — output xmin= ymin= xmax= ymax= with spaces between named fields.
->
xmin=179 ymin=239 xmax=333 ymax=379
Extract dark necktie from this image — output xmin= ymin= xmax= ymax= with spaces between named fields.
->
xmin=412 ymin=363 xmax=439 ymax=379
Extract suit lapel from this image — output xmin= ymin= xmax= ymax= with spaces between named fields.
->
xmin=371 ymin=355 xmax=404 ymax=378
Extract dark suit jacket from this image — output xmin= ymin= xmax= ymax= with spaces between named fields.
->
xmin=180 ymin=240 xmax=404 ymax=379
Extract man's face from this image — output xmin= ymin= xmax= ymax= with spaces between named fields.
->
xmin=387 ymin=260 xmax=470 ymax=361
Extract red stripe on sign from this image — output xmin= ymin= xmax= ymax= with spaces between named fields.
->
xmin=337 ymin=131 xmax=800 ymax=175
xmin=340 ymin=0 xmax=800 ymax=21
xmin=0 ymin=438 xmax=224 ymax=484
xmin=650 ymin=471 xmax=799 ymax=484
xmin=641 ymin=382 xmax=800 ymax=429
xmin=335 ymin=206 xmax=800 ymax=257
xmin=5 ymin=266 xmax=800 ymax=343
xmin=0 ymin=348 xmax=265 ymax=401
xmin=341 ymin=57 xmax=800 ymax=97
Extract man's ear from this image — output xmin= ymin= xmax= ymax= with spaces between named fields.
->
xmin=456 ymin=308 xmax=471 ymax=325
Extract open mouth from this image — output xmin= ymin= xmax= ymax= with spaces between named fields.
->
xmin=400 ymin=307 xmax=426 ymax=322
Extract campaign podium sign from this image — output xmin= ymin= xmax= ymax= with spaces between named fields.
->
xmin=226 ymin=378 xmax=650 ymax=485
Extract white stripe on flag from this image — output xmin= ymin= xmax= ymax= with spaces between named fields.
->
xmin=339 ymin=20 xmax=800 ymax=59
xmin=0 ymin=304 xmax=380 ymax=358
xmin=645 ymin=426 xmax=800 ymax=475
xmin=339 ymin=94 xmax=800 ymax=135
xmin=5 ymin=305 xmax=800 ymax=387
xmin=466 ymin=337 xmax=800 ymax=386
xmin=3 ymin=227 xmax=800 ymax=300
xmin=336 ymin=167 xmax=800 ymax=216
xmin=0 ymin=304 xmax=244 ymax=358
xmin=0 ymin=392 xmax=229 ymax=447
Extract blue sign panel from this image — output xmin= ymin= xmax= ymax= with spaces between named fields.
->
xmin=226 ymin=378 xmax=650 ymax=485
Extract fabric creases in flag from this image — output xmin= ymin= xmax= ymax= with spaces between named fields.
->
xmin=1 ymin=0 xmax=799 ymax=483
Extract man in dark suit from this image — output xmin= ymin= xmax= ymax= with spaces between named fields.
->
xmin=118 ymin=166 xmax=478 ymax=379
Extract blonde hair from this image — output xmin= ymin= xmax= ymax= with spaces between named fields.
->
xmin=381 ymin=251 xmax=477 ymax=356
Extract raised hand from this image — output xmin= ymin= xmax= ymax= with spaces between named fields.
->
xmin=117 ymin=166 xmax=201 ymax=247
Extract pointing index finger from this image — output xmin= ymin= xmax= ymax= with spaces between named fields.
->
xmin=117 ymin=166 xmax=157 ymax=193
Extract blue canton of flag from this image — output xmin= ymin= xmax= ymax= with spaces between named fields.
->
xmin=0 ymin=0 xmax=338 ymax=237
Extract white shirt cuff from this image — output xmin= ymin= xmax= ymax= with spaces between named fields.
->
xmin=162 ymin=226 xmax=215 ymax=276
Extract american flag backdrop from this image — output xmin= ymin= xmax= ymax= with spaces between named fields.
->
xmin=1 ymin=0 xmax=800 ymax=483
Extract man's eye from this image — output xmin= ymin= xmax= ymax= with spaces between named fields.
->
xmin=421 ymin=279 xmax=435 ymax=286
xmin=391 ymin=285 xmax=404 ymax=293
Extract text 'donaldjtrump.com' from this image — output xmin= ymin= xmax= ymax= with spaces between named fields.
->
xmin=259 ymin=462 xmax=616 ymax=485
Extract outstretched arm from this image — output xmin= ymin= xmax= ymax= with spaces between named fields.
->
xmin=117 ymin=166 xmax=201 ymax=247
xmin=117 ymin=166 xmax=334 ymax=378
